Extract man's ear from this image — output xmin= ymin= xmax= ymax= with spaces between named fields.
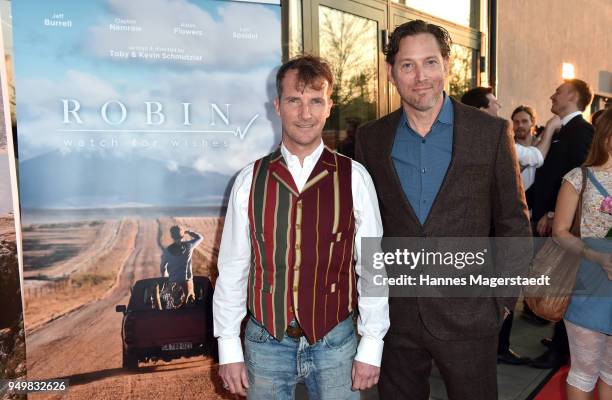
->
xmin=386 ymin=62 xmax=396 ymax=86
xmin=569 ymin=89 xmax=580 ymax=108
xmin=274 ymin=96 xmax=281 ymax=116
xmin=325 ymin=96 xmax=334 ymax=118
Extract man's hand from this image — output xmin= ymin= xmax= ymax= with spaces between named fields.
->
xmin=544 ymin=115 xmax=562 ymax=134
xmin=219 ymin=362 xmax=249 ymax=396
xmin=537 ymin=214 xmax=553 ymax=237
xmin=351 ymin=360 xmax=380 ymax=391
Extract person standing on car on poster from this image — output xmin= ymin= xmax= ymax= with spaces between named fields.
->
xmin=160 ymin=225 xmax=203 ymax=304
xmin=213 ymin=55 xmax=389 ymax=398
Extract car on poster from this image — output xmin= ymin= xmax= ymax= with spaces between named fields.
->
xmin=115 ymin=276 xmax=216 ymax=370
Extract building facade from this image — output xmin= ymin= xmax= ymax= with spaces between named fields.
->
xmin=497 ymin=0 xmax=611 ymax=123
xmin=282 ymin=0 xmax=610 ymax=146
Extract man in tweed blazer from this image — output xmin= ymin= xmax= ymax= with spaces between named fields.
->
xmin=355 ymin=20 xmax=532 ymax=399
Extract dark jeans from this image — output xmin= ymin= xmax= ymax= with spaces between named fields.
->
xmin=497 ymin=311 xmax=513 ymax=354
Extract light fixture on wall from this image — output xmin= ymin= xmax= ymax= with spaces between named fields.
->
xmin=562 ymin=62 xmax=575 ymax=79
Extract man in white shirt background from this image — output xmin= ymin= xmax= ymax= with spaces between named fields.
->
xmin=511 ymin=105 xmax=558 ymax=191
xmin=213 ymin=55 xmax=389 ymax=398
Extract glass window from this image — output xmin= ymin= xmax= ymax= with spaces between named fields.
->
xmin=288 ymin=0 xmax=303 ymax=59
xmin=318 ymin=5 xmax=379 ymax=150
xmin=448 ymin=43 xmax=475 ymax=99
xmin=405 ymin=0 xmax=471 ymax=27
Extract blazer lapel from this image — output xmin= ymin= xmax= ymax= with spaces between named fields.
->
xmin=422 ymin=98 xmax=466 ymax=229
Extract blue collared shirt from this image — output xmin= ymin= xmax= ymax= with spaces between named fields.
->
xmin=391 ymin=95 xmax=454 ymax=224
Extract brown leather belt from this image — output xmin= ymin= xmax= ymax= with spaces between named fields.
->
xmin=285 ymin=323 xmax=304 ymax=339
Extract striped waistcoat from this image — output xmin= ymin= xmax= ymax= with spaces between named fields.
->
xmin=247 ymin=146 xmax=356 ymax=343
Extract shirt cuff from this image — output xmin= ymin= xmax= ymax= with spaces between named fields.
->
xmin=354 ymin=335 xmax=384 ymax=367
xmin=218 ymin=337 xmax=244 ymax=365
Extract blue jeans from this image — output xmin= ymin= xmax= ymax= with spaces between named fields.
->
xmin=244 ymin=316 xmax=359 ymax=400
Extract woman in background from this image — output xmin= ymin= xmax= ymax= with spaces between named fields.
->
xmin=553 ymin=108 xmax=612 ymax=400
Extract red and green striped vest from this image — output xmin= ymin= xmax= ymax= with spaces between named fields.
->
xmin=247 ymin=146 xmax=356 ymax=343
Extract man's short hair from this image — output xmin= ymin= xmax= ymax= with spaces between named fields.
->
xmin=511 ymin=105 xmax=537 ymax=124
xmin=275 ymin=55 xmax=334 ymax=99
xmin=460 ymin=87 xmax=493 ymax=109
xmin=170 ymin=225 xmax=182 ymax=240
xmin=384 ymin=20 xmax=452 ymax=65
xmin=565 ymin=79 xmax=593 ymax=111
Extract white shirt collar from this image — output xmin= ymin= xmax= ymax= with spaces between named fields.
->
xmin=280 ymin=140 xmax=324 ymax=167
xmin=561 ymin=111 xmax=583 ymax=126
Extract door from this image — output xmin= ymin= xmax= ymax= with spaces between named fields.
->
xmin=303 ymin=0 xmax=388 ymax=150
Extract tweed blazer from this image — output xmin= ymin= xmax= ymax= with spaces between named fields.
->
xmin=355 ymin=98 xmax=532 ymax=340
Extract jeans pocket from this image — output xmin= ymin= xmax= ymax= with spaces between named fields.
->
xmin=245 ymin=318 xmax=271 ymax=343
xmin=322 ymin=318 xmax=356 ymax=349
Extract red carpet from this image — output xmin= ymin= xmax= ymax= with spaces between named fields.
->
xmin=534 ymin=365 xmax=600 ymax=400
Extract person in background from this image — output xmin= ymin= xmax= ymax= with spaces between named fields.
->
xmin=337 ymin=117 xmax=362 ymax=159
xmin=460 ymin=86 xmax=501 ymax=116
xmin=552 ymin=108 xmax=612 ymax=399
xmin=461 ymin=91 xmax=555 ymax=193
xmin=591 ymin=109 xmax=605 ymax=127
xmin=512 ymin=105 xmax=556 ymax=192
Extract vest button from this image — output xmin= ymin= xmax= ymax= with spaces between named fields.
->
xmin=293 ymin=286 xmax=298 ymax=292
xmin=295 ymin=223 xmax=301 ymax=229
xmin=295 ymin=243 xmax=300 ymax=250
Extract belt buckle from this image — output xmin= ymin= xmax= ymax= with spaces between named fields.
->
xmin=286 ymin=324 xmax=303 ymax=339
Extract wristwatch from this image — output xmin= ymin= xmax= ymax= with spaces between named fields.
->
xmin=546 ymin=211 xmax=555 ymax=219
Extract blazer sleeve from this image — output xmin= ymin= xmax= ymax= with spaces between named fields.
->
xmin=567 ymin=122 xmax=594 ymax=171
xmin=491 ymin=120 xmax=533 ymax=313
xmin=546 ymin=122 xmax=594 ymax=213
xmin=354 ymin=128 xmax=367 ymax=168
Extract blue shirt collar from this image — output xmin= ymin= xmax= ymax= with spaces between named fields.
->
xmin=401 ymin=92 xmax=453 ymax=129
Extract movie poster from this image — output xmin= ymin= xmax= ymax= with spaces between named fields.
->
xmin=8 ymin=0 xmax=281 ymax=397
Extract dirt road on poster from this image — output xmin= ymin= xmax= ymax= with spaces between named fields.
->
xmin=26 ymin=218 xmax=230 ymax=399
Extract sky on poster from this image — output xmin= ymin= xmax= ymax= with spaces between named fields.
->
xmin=11 ymin=0 xmax=282 ymax=208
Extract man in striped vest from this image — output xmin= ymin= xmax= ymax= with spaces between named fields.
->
xmin=213 ymin=55 xmax=389 ymax=399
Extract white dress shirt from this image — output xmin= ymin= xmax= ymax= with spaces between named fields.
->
xmin=515 ymin=143 xmax=544 ymax=190
xmin=561 ymin=111 xmax=583 ymax=126
xmin=213 ymin=140 xmax=389 ymax=367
